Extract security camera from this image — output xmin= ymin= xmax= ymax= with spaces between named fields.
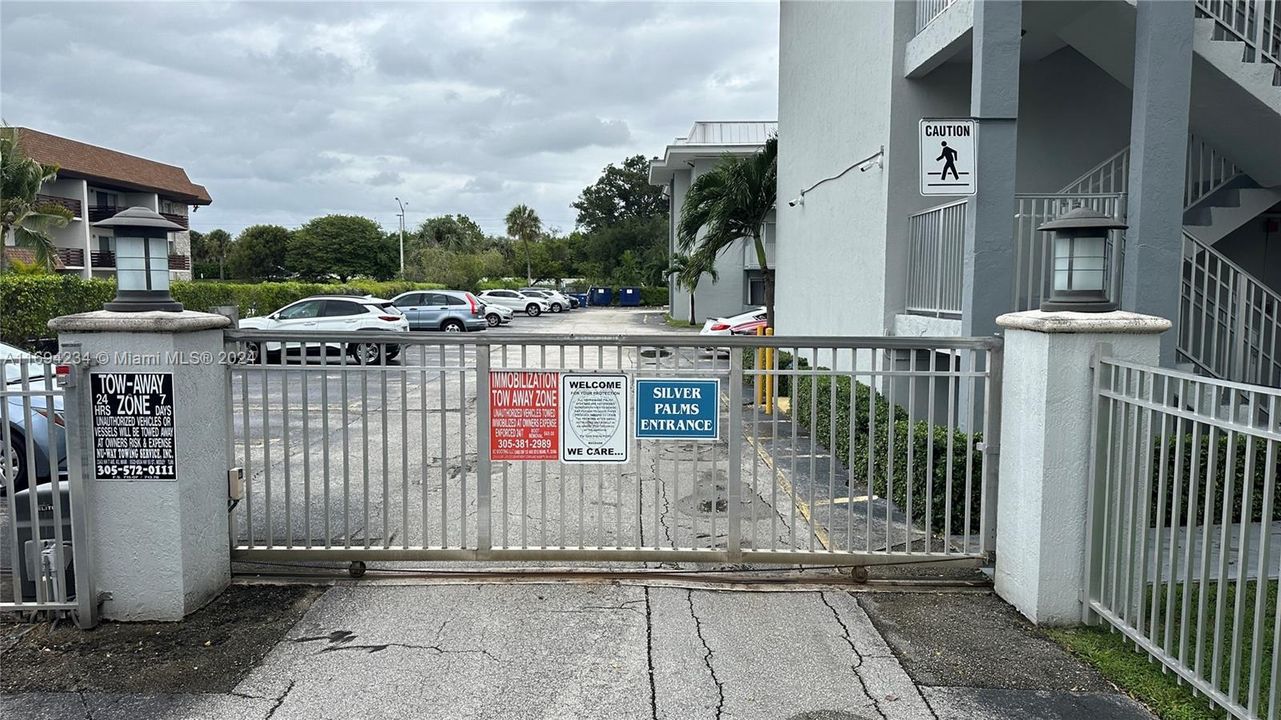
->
xmin=787 ymin=195 xmax=804 ymax=208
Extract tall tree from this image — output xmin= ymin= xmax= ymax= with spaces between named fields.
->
xmin=416 ymin=214 xmax=486 ymax=252
xmin=666 ymin=252 xmax=720 ymax=325
xmin=677 ymin=136 xmax=778 ymax=326
xmin=504 ymin=204 xmax=542 ymax=284
xmin=288 ymin=215 xmax=396 ymax=283
xmin=197 ymin=228 xmax=233 ymax=279
xmin=0 ymin=128 xmax=73 ymax=272
xmin=227 ymin=225 xmax=288 ymax=280
xmin=572 ymin=155 xmax=667 ymax=233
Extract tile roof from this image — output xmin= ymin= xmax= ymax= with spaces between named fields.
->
xmin=3 ymin=246 xmax=66 ymax=271
xmin=12 ymin=127 xmax=212 ymax=205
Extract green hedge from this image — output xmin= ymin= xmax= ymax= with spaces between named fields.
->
xmin=639 ymin=286 xmax=668 ymax=306
xmin=1149 ymin=432 xmax=1281 ymax=527
xmin=0 ymin=275 xmax=443 ymax=347
xmin=747 ymin=350 xmax=985 ymax=535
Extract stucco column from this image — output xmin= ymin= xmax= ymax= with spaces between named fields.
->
xmin=961 ymin=0 xmax=1020 ymax=338
xmin=1121 ymin=0 xmax=1193 ymax=364
xmin=51 ymin=310 xmax=233 ymax=621
xmin=993 ymin=310 xmax=1169 ymax=625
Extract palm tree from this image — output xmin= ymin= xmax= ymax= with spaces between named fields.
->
xmin=0 ymin=129 xmax=73 ymax=272
xmin=505 ymin=204 xmax=542 ymax=284
xmin=676 ymin=136 xmax=777 ymax=326
xmin=665 ymin=252 xmax=719 ymax=325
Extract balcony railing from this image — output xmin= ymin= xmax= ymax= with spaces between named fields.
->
xmin=90 ymin=251 xmax=115 ymax=268
xmin=57 ymin=248 xmax=85 ymax=268
xmin=37 ymin=194 xmax=82 ymax=218
xmin=168 ymin=254 xmax=191 ymax=270
xmin=903 ymin=193 xmax=1127 ymax=318
xmin=904 ymin=199 xmax=966 ymax=317
xmin=916 ymin=0 xmax=959 ymax=33
xmin=160 ymin=212 xmax=189 ymax=229
xmin=88 ymin=206 xmax=123 ymax=223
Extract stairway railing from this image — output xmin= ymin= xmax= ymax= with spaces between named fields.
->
xmin=1012 ymin=193 xmax=1127 ymax=312
xmin=1196 ymin=0 xmax=1281 ymax=72
xmin=1056 ymin=134 xmax=1241 ymax=210
xmin=1179 ymin=231 xmax=1281 ymax=386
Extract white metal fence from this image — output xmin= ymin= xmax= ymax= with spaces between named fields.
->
xmin=0 ymin=355 xmax=95 ymax=626
xmin=1180 ymin=232 xmax=1281 ymax=387
xmin=224 ymin=331 xmax=1002 ymax=568
xmin=1088 ymin=358 xmax=1281 ymax=719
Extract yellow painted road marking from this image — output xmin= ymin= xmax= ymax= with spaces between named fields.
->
xmin=743 ymin=433 xmax=832 ymax=551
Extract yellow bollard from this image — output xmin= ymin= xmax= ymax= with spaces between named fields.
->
xmin=754 ymin=326 xmax=766 ymax=406
xmin=764 ymin=327 xmax=775 ymax=414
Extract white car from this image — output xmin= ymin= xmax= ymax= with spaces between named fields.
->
xmin=478 ymin=289 xmax=551 ymax=317
xmin=482 ymin=303 xmax=514 ymax=327
xmin=700 ymin=307 xmax=768 ymax=336
xmin=238 ymin=295 xmax=409 ymax=363
xmin=520 ymin=288 xmax=574 ymax=313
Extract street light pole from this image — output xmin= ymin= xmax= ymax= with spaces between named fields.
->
xmin=394 ymin=197 xmax=407 ymax=277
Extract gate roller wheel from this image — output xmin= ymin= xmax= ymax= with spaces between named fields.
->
xmin=848 ymin=566 xmax=869 ymax=584
xmin=348 ymin=561 xmax=367 ymax=578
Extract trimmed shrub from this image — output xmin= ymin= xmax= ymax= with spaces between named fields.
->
xmin=639 ymin=286 xmax=668 ymax=306
xmin=0 ymin=275 xmax=444 ymax=347
xmin=1149 ymin=431 xmax=1281 ymax=527
xmin=751 ymin=351 xmax=985 ymax=535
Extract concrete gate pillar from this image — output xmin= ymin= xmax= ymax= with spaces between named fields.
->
xmin=51 ymin=310 xmax=233 ymax=621
xmin=993 ymin=309 xmax=1169 ymax=626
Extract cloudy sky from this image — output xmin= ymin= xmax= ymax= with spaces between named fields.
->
xmin=1 ymin=1 xmax=779 ymax=237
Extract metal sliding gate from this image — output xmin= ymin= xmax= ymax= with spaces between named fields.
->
xmin=225 ymin=331 xmax=1001 ymax=569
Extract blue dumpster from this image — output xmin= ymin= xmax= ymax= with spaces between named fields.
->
xmin=591 ymin=287 xmax=613 ymax=306
xmin=618 ymin=287 xmax=641 ymax=306
xmin=572 ymin=292 xmax=589 ymax=308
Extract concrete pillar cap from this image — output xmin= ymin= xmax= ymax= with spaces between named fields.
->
xmin=49 ymin=310 xmax=231 ymax=334
xmin=995 ymin=310 xmax=1171 ymax=334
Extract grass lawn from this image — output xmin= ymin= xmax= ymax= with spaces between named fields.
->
xmin=663 ymin=315 xmax=697 ymax=329
xmin=1049 ymin=579 xmax=1277 ymax=720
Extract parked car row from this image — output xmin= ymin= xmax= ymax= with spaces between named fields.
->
xmin=233 ymin=288 xmax=585 ymax=362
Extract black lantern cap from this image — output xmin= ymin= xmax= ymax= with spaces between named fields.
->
xmin=1036 ymin=205 xmax=1128 ymax=233
xmin=91 ymin=206 xmax=185 ymax=234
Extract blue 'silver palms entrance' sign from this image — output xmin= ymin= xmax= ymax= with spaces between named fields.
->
xmin=635 ymin=379 xmax=720 ymax=441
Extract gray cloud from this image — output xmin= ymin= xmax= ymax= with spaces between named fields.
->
xmin=1 ymin=1 xmax=778 ymax=236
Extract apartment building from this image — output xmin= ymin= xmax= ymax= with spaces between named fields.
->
xmin=4 ymin=127 xmax=212 ymax=280
xmin=650 ymin=121 xmax=778 ymax=323
xmin=775 ymin=0 xmax=1280 ymax=385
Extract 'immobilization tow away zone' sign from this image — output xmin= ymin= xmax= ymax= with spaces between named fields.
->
xmin=489 ymin=371 xmax=559 ymax=461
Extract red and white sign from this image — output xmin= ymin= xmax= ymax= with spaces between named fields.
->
xmin=489 ymin=371 xmax=559 ymax=461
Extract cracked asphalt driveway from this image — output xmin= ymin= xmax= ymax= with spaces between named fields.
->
xmin=227 ymin=583 xmax=934 ymax=720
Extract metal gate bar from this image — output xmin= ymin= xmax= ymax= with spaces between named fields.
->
xmin=225 ymin=331 xmax=1001 ymax=568
xmin=1 ymin=353 xmax=95 ymax=626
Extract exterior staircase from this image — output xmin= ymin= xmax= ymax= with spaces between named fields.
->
xmin=1034 ymin=130 xmax=1281 ymax=387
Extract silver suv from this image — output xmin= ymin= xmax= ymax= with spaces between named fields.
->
xmin=390 ymin=290 xmax=488 ymax=332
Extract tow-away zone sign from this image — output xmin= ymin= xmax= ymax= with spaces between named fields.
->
xmin=489 ymin=371 xmax=559 ymax=461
